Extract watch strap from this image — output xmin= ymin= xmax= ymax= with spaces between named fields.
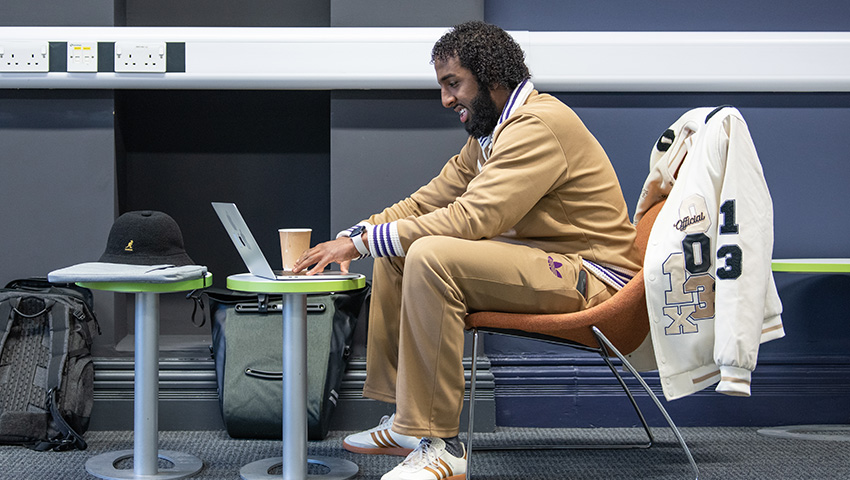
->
xmin=350 ymin=229 xmax=370 ymax=256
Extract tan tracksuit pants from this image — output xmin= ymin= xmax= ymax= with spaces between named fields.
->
xmin=361 ymin=236 xmax=616 ymax=438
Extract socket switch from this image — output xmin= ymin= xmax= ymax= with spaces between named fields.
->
xmin=67 ymin=42 xmax=97 ymax=72
xmin=114 ymin=41 xmax=167 ymax=73
xmin=0 ymin=41 xmax=50 ymax=72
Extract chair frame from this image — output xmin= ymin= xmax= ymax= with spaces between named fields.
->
xmin=465 ymin=325 xmax=700 ymax=479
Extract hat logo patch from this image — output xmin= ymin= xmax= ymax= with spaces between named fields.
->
xmin=125 ymin=240 xmax=134 ymax=252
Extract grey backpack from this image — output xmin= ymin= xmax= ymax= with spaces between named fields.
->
xmin=0 ymin=278 xmax=99 ymax=451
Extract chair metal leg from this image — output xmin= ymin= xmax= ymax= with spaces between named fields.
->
xmin=597 ymin=348 xmax=655 ymax=448
xmin=591 ymin=326 xmax=700 ymax=480
xmin=465 ymin=329 xmax=480 ymax=479
xmin=468 ymin=330 xmax=661 ymax=451
xmin=466 ymin=326 xmax=698 ymax=479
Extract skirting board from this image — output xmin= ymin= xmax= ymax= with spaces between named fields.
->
xmin=88 ymin=357 xmax=496 ymax=433
xmin=489 ymin=356 xmax=850 ymax=428
xmin=88 ymin=354 xmax=846 ymax=432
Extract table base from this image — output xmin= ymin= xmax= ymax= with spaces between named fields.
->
xmin=239 ymin=456 xmax=358 ymax=480
xmin=757 ymin=424 xmax=850 ymax=441
xmin=86 ymin=449 xmax=203 ymax=480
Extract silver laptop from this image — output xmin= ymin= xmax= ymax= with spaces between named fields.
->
xmin=212 ymin=202 xmax=359 ymax=281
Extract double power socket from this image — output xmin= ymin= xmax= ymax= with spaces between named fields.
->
xmin=1 ymin=41 xmax=169 ymax=73
xmin=0 ymin=41 xmax=49 ymax=72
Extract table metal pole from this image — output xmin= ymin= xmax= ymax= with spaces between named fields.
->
xmin=135 ymin=292 xmax=159 ymax=476
xmin=231 ymin=273 xmax=360 ymax=480
xmin=282 ymin=293 xmax=307 ymax=479
xmin=84 ymin=280 xmax=205 ymax=480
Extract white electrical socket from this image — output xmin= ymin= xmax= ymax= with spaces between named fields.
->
xmin=67 ymin=42 xmax=97 ymax=72
xmin=0 ymin=41 xmax=50 ymax=72
xmin=114 ymin=41 xmax=167 ymax=73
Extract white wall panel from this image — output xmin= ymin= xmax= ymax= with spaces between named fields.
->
xmin=1 ymin=27 xmax=849 ymax=91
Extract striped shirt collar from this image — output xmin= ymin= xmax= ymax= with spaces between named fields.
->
xmin=478 ymin=78 xmax=534 ymax=171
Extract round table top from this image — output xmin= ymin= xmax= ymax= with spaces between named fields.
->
xmin=77 ymin=272 xmax=213 ymax=293
xmin=227 ymin=272 xmax=366 ymax=294
xmin=771 ymin=258 xmax=850 ymax=273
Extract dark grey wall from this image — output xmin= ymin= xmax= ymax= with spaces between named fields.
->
xmin=0 ymin=0 xmax=119 ymax=347
xmin=0 ymin=0 xmax=114 ymax=25
xmin=120 ymin=0 xmax=329 ymax=26
xmin=331 ymin=0 xmax=483 ymax=27
xmin=0 ymin=91 xmax=115 ymax=281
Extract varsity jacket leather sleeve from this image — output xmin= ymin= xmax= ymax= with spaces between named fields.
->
xmin=637 ymin=106 xmax=785 ymax=401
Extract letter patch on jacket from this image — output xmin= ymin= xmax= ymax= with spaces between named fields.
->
xmin=659 ymin=194 xmax=744 ymax=336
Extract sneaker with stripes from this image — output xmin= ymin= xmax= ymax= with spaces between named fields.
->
xmin=381 ymin=437 xmax=467 ymax=480
xmin=342 ymin=413 xmax=421 ymax=456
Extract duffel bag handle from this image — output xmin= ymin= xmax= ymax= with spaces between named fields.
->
xmin=245 ymin=368 xmax=283 ymax=381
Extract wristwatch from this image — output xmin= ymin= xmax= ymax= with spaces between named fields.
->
xmin=348 ymin=225 xmax=370 ymax=256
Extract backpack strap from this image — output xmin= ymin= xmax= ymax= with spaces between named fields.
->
xmin=0 ymin=295 xmax=23 ymax=334
xmin=43 ymin=300 xmax=67 ymax=395
xmin=25 ymin=388 xmax=88 ymax=451
xmin=26 ymin=301 xmax=88 ymax=452
xmin=50 ymin=387 xmax=87 ymax=450
xmin=0 ymin=297 xmax=16 ymax=350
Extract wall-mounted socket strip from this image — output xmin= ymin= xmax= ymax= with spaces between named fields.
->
xmin=67 ymin=42 xmax=97 ymax=73
xmin=114 ymin=41 xmax=167 ymax=73
xmin=0 ymin=41 xmax=50 ymax=72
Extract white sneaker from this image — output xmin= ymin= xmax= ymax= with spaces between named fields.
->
xmin=342 ymin=414 xmax=421 ymax=456
xmin=381 ymin=437 xmax=467 ymax=480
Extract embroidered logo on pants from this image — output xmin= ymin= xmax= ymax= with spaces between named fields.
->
xmin=548 ymin=256 xmax=563 ymax=278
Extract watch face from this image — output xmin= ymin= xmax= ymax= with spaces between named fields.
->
xmin=350 ymin=225 xmax=366 ymax=237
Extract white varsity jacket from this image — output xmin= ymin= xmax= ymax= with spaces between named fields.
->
xmin=634 ymin=106 xmax=785 ymax=401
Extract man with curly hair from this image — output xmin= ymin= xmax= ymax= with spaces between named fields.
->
xmin=294 ymin=20 xmax=641 ymax=480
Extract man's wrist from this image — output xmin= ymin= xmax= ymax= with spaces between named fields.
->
xmin=348 ymin=225 xmax=370 ymax=257
xmin=350 ymin=232 xmax=370 ymax=256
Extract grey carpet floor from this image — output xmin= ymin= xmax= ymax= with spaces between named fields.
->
xmin=1 ymin=426 xmax=849 ymax=479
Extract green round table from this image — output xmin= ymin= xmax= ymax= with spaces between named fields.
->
xmin=771 ymin=258 xmax=850 ymax=274
xmin=80 ymin=273 xmax=212 ymax=480
xmin=227 ymin=273 xmax=366 ymax=480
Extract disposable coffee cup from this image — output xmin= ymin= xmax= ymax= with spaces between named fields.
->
xmin=279 ymin=228 xmax=312 ymax=272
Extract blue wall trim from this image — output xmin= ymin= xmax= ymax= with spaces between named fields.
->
xmin=489 ymin=356 xmax=850 ymax=428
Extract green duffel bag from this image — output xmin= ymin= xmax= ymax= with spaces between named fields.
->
xmin=207 ymin=284 xmax=369 ymax=440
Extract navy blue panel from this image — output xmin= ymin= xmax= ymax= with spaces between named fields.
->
xmin=548 ymin=93 xmax=850 ymax=259
xmin=761 ymin=273 xmax=850 ymax=362
xmin=485 ymin=0 xmax=850 ymax=31
xmin=488 ymin=353 xmax=850 ymax=427
xmin=494 ymin=367 xmax=850 ymax=427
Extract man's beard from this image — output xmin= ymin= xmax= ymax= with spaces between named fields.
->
xmin=465 ymin=87 xmax=500 ymax=139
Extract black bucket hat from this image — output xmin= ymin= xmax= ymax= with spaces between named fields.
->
xmin=98 ymin=210 xmax=195 ymax=266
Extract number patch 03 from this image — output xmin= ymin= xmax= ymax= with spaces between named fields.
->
xmin=661 ymin=196 xmax=741 ymax=336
